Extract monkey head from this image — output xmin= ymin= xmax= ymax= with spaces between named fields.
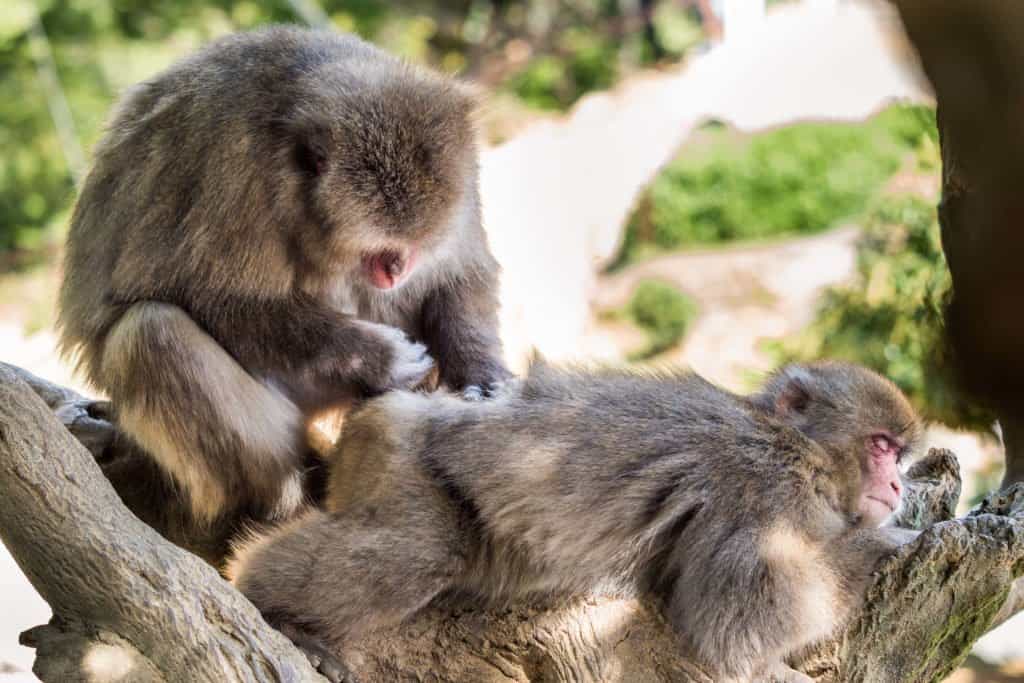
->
xmin=756 ymin=362 xmax=923 ymax=527
xmin=283 ymin=64 xmax=479 ymax=290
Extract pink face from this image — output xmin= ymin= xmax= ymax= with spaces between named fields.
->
xmin=858 ymin=433 xmax=905 ymax=526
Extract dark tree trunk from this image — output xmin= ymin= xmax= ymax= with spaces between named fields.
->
xmin=894 ymin=1 xmax=1024 ymax=486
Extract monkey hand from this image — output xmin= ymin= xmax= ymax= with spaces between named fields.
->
xmin=362 ymin=322 xmax=435 ymax=392
xmin=53 ymin=398 xmax=118 ymax=461
xmin=462 ymin=378 xmax=514 ymax=401
xmin=452 ymin=359 xmax=515 ymax=401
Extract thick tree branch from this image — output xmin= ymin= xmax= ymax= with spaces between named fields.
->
xmin=3 ymin=363 xmax=1024 ymax=682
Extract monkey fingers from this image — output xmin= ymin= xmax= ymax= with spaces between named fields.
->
xmin=278 ymin=624 xmax=356 ymax=683
xmin=461 ymin=378 xmax=515 ymax=401
xmin=53 ymin=398 xmax=117 ymax=461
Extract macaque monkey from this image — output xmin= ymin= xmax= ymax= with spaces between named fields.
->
xmin=57 ymin=27 xmax=509 ymax=526
xmin=229 ymin=361 xmax=923 ymax=682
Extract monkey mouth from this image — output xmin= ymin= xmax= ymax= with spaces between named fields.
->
xmin=866 ymin=495 xmax=898 ymax=513
xmin=362 ymin=248 xmax=417 ymax=290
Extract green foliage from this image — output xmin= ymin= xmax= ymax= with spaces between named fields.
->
xmin=615 ymin=104 xmax=939 ymax=267
xmin=0 ymin=0 xmax=302 ymax=265
xmin=773 ymin=195 xmax=991 ymax=432
xmin=626 ymin=280 xmax=698 ymax=360
xmin=503 ymin=3 xmax=703 ymax=111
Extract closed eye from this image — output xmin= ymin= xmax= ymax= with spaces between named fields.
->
xmin=871 ymin=433 xmax=905 ymax=462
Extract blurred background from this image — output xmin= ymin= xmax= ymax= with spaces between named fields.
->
xmin=0 ymin=0 xmax=1017 ymax=680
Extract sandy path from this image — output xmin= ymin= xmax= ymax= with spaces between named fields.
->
xmin=593 ymin=225 xmax=860 ymax=389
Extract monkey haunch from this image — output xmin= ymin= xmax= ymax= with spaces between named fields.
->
xmin=229 ymin=361 xmax=922 ymax=682
xmin=57 ymin=27 xmax=509 ymax=525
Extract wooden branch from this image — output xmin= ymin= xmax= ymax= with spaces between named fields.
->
xmin=3 ymin=363 xmax=1024 ymax=682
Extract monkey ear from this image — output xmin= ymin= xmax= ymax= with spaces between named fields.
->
xmin=773 ymin=368 xmax=813 ymax=418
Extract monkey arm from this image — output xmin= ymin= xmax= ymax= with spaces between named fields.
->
xmin=196 ymin=293 xmax=434 ymax=402
xmin=418 ymin=272 xmax=511 ymax=393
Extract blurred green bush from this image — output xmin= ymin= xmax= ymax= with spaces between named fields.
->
xmin=772 ymin=195 xmax=992 ymax=432
xmin=613 ymin=104 xmax=938 ymax=268
xmin=505 ymin=7 xmax=703 ymax=111
xmin=626 ymin=279 xmax=698 ymax=360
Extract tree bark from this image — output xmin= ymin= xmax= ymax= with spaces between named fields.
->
xmin=1 ymin=363 xmax=1024 ymax=682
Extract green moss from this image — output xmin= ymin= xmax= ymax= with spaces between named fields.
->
xmin=912 ymin=588 xmax=1008 ymax=682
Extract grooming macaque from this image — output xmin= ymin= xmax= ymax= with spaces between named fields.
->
xmin=57 ymin=27 xmax=508 ymax=525
xmin=229 ymin=361 xmax=922 ymax=682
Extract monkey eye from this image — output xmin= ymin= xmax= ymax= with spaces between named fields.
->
xmin=296 ymin=141 xmax=329 ymax=177
xmin=871 ymin=434 xmax=904 ymax=462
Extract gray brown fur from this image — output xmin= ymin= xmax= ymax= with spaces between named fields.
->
xmin=57 ymin=26 xmax=508 ymax=525
xmin=229 ymin=361 xmax=923 ymax=682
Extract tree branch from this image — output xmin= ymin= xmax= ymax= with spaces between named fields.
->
xmin=2 ymin=363 xmax=1024 ymax=681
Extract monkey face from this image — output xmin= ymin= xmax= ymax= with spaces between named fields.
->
xmin=758 ymin=362 xmax=923 ymax=527
xmin=858 ymin=432 xmax=907 ymax=526
xmin=286 ymin=68 xmax=478 ymax=290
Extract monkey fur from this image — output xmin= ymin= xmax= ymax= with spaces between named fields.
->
xmin=57 ymin=26 xmax=509 ymax=526
xmin=229 ymin=360 xmax=923 ymax=682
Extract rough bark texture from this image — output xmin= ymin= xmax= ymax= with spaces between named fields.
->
xmin=893 ymin=0 xmax=1024 ymax=487
xmin=2 ymin=363 xmax=1024 ymax=682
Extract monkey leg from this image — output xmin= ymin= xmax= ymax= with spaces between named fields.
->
xmin=100 ymin=302 xmax=305 ymax=524
xmin=228 ymin=505 xmax=463 ymax=673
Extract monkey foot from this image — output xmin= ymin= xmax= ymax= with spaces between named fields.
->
xmin=278 ymin=625 xmax=356 ymax=683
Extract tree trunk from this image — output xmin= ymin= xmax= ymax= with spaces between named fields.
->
xmin=893 ymin=0 xmax=1024 ymax=487
xmin=1 ymin=363 xmax=1023 ymax=682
